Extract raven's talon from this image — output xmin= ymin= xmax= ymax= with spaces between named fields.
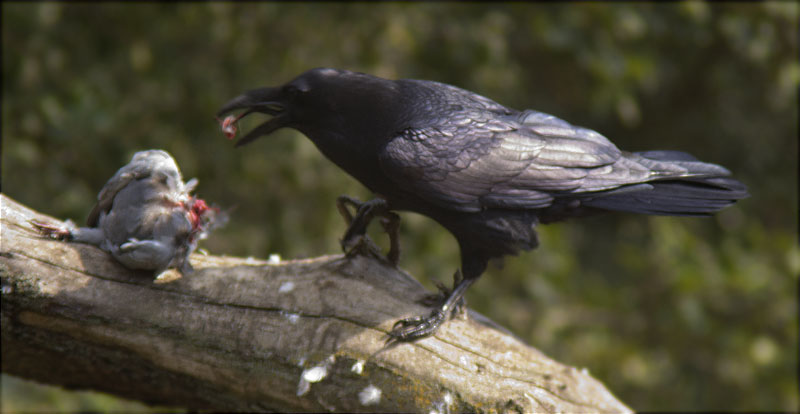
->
xmin=335 ymin=195 xmax=401 ymax=266
xmin=341 ymin=234 xmax=385 ymax=262
xmin=389 ymin=309 xmax=448 ymax=341
xmin=335 ymin=195 xmax=363 ymax=226
xmin=391 ymin=314 xmax=425 ymax=330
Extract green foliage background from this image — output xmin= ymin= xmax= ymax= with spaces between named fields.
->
xmin=2 ymin=2 xmax=797 ymax=412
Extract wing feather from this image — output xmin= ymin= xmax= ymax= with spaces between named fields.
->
xmin=379 ymin=109 xmax=730 ymax=213
xmin=379 ymin=110 xmax=621 ymax=212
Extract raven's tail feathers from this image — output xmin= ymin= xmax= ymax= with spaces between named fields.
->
xmin=580 ymin=150 xmax=748 ymax=216
xmin=581 ymin=177 xmax=748 ymax=216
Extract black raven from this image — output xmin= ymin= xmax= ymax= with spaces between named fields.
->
xmin=217 ymin=68 xmax=748 ymax=341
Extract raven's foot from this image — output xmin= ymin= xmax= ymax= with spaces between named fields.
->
xmin=30 ymin=219 xmax=73 ymax=241
xmin=342 ymin=233 xmax=386 ymax=263
xmin=336 ymin=195 xmax=400 ymax=266
xmin=387 ymin=270 xmax=468 ymax=343
xmin=389 ymin=308 xmax=449 ymax=342
xmin=336 ymin=196 xmax=386 ymax=262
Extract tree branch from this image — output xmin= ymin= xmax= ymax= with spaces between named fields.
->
xmin=1 ymin=193 xmax=631 ymax=413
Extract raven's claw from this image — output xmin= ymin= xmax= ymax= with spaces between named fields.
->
xmin=385 ymin=269 xmax=472 ymax=344
xmin=389 ymin=308 xmax=448 ymax=341
xmin=388 ymin=293 xmax=467 ymax=342
xmin=336 ymin=195 xmax=401 ymax=266
xmin=341 ymin=233 xmax=385 ymax=262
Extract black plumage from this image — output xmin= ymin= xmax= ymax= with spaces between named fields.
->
xmin=218 ymin=68 xmax=748 ymax=341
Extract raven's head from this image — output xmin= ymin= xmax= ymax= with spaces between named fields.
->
xmin=217 ymin=68 xmax=399 ymax=147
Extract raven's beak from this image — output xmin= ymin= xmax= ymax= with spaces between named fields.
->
xmin=216 ymin=87 xmax=288 ymax=147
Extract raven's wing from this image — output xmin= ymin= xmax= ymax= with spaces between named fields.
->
xmin=379 ymin=109 xmax=730 ymax=213
xmin=402 ymin=79 xmax=513 ymax=115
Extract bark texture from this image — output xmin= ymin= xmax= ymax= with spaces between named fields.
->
xmin=1 ymin=193 xmax=631 ymax=413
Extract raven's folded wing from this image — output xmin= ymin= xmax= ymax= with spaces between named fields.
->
xmin=379 ymin=110 xmax=617 ymax=212
xmin=379 ymin=109 xmax=734 ymax=213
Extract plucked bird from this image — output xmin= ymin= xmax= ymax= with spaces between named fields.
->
xmin=33 ymin=149 xmax=223 ymax=277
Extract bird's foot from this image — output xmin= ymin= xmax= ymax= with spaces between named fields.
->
xmin=389 ymin=308 xmax=449 ymax=342
xmin=30 ymin=219 xmax=73 ymax=241
xmin=341 ymin=233 xmax=386 ymax=263
xmin=336 ymin=195 xmax=361 ymax=226
xmin=336 ymin=195 xmax=401 ymax=266
xmin=387 ymin=270 xmax=468 ymax=343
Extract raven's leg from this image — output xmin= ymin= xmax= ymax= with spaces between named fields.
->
xmin=336 ymin=195 xmax=383 ymax=261
xmin=335 ymin=195 xmax=401 ymax=266
xmin=335 ymin=195 xmax=360 ymax=225
xmin=379 ymin=212 xmax=401 ymax=265
xmin=388 ymin=252 xmax=488 ymax=342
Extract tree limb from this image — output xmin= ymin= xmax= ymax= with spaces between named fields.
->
xmin=1 ymin=193 xmax=631 ymax=413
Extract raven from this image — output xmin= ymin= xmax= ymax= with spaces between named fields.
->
xmin=218 ymin=68 xmax=748 ymax=341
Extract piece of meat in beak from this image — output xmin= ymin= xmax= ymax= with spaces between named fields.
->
xmin=216 ymin=87 xmax=289 ymax=147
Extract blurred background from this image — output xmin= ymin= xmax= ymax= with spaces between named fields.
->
xmin=2 ymin=2 xmax=797 ymax=412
